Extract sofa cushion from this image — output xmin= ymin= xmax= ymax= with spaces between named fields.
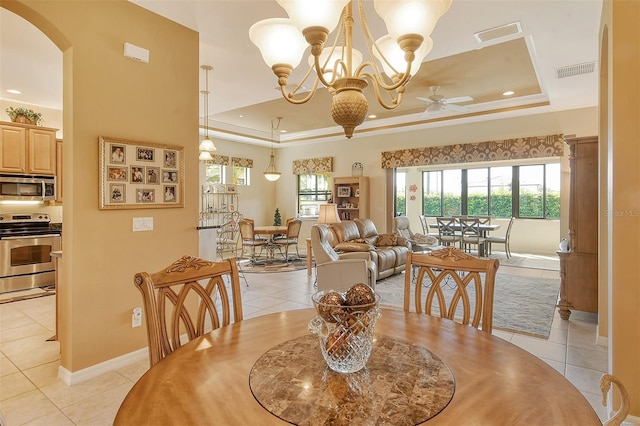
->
xmin=376 ymin=233 xmax=398 ymax=246
xmin=334 ymin=242 xmax=375 ymax=252
xmin=330 ymin=221 xmax=361 ymax=244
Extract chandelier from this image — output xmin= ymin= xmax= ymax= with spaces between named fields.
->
xmin=199 ymin=65 xmax=217 ymax=161
xmin=249 ymin=0 xmax=451 ymax=138
xmin=264 ymin=117 xmax=282 ymax=181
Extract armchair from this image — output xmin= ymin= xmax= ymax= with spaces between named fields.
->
xmin=310 ymin=225 xmax=376 ymax=290
xmin=393 ymin=216 xmax=439 ymax=252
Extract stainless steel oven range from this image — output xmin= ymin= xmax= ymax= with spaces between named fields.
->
xmin=0 ymin=213 xmax=61 ymax=294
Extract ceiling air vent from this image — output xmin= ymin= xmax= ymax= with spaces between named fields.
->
xmin=474 ymin=22 xmax=522 ymax=43
xmin=556 ymin=62 xmax=596 ymax=79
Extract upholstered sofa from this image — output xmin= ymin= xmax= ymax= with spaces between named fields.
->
xmin=325 ymin=218 xmax=411 ymax=280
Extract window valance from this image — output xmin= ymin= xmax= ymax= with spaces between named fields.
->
xmin=232 ymin=157 xmax=253 ymax=168
xmin=206 ymin=155 xmax=229 ymax=166
xmin=293 ymin=157 xmax=334 ymax=174
xmin=380 ymin=134 xmax=565 ymax=168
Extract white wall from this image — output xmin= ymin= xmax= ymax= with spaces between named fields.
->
xmin=275 ymin=107 xmax=598 ymax=254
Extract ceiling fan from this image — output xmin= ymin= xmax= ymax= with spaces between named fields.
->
xmin=417 ymin=86 xmax=473 ymax=117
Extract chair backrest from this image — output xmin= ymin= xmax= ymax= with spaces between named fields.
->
xmin=459 ymin=217 xmax=481 ymax=242
xmin=310 ymin=224 xmax=340 ymax=264
xmin=285 ymin=219 xmax=302 ymax=239
xmin=134 ymin=256 xmax=243 ymax=366
xmin=475 ymin=216 xmax=491 ymax=225
xmin=393 ymin=216 xmax=415 ymax=240
xmin=419 ymin=215 xmax=430 ymax=234
xmin=316 ymin=259 xmax=370 ymax=292
xmin=403 ymin=247 xmax=499 ymax=333
xmin=436 ymin=217 xmax=458 ymax=237
xmin=239 ymin=219 xmax=257 ymax=241
xmin=505 ymin=216 xmax=515 ymax=238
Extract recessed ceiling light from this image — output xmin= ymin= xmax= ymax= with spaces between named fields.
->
xmin=502 ymin=91 xmax=515 ymax=96
xmin=238 ymin=115 xmax=244 ymax=118
xmin=368 ymin=114 xmax=377 ymax=119
xmin=6 ymin=89 xmax=21 ymax=94
xmin=280 ymin=130 xmax=287 ymax=133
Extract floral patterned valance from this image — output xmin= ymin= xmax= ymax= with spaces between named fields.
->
xmin=381 ymin=134 xmax=565 ymax=168
xmin=293 ymin=157 xmax=334 ymax=174
xmin=232 ymin=157 xmax=253 ymax=168
xmin=205 ymin=155 xmax=229 ymax=166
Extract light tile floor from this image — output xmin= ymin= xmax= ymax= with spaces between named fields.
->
xmin=0 ymin=254 xmax=609 ymax=425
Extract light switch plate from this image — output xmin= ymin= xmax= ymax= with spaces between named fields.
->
xmin=133 ymin=217 xmax=153 ymax=232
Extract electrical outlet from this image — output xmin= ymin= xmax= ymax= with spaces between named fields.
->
xmin=132 ymin=307 xmax=142 ymax=328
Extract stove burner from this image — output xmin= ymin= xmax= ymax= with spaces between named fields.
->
xmin=0 ymin=213 xmax=61 ymax=238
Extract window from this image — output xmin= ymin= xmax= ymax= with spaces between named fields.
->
xmin=394 ymin=170 xmax=407 ymax=216
xmin=233 ymin=166 xmax=250 ymax=185
xmin=298 ymin=173 xmax=331 ymax=217
xmin=416 ymin=162 xmax=559 ymax=219
xmin=205 ymin=163 xmax=225 ymax=184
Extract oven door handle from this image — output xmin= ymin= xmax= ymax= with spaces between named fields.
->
xmin=2 ymin=234 xmax=61 ymax=240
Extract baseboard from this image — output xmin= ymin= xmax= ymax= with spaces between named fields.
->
xmin=596 ymin=324 xmax=609 ymax=347
xmin=57 ymin=347 xmax=148 ymax=385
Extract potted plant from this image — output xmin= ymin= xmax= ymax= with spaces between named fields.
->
xmin=273 ymin=208 xmax=282 ymax=226
xmin=5 ymin=107 xmax=44 ymax=125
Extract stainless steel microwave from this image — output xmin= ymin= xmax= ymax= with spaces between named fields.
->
xmin=0 ymin=175 xmax=56 ymax=202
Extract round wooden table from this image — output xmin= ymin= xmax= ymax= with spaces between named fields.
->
xmin=114 ymin=309 xmax=600 ymax=425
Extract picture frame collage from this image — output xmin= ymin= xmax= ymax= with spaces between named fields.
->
xmin=99 ymin=136 xmax=185 ymax=209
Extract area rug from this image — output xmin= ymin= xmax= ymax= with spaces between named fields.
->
xmin=374 ymin=272 xmax=560 ymax=339
xmin=239 ymin=257 xmax=307 ymax=273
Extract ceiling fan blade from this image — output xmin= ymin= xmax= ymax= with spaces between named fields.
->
xmin=442 ymin=103 xmax=469 ymax=113
xmin=443 ymin=96 xmax=473 ymax=104
xmin=416 ymin=97 xmax=434 ymax=105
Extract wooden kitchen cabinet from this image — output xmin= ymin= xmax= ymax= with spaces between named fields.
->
xmin=56 ymin=139 xmax=63 ymax=202
xmin=0 ymin=121 xmax=57 ymax=175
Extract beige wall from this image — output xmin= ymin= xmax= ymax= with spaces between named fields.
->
xmin=2 ymin=0 xmax=200 ymax=372
xmin=600 ymin=0 xmax=640 ymax=417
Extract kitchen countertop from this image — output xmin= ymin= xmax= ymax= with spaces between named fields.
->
xmin=51 ymin=251 xmax=62 ymax=258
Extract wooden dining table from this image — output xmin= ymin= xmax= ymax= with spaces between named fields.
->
xmin=114 ymin=308 xmax=599 ymax=425
xmin=429 ymin=222 xmax=500 ymax=256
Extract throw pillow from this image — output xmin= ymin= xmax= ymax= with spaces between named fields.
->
xmin=413 ymin=233 xmax=437 ymax=244
xmin=334 ymin=242 xmax=375 ymax=252
xmin=376 ymin=233 xmax=398 ymax=246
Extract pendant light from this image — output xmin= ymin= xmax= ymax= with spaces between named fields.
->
xmin=264 ymin=117 xmax=282 ymax=181
xmin=199 ymin=65 xmax=217 ymax=157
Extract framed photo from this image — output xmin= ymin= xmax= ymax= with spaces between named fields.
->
xmin=136 ymin=188 xmax=155 ymax=203
xmin=99 ymin=136 xmax=184 ymax=209
xmin=136 ymin=147 xmax=155 ymax=162
xmin=226 ymin=183 xmax=237 ymax=193
xmin=146 ymin=167 xmax=160 ymax=184
xmin=110 ymin=144 xmax=126 ymax=164
xmin=107 ymin=166 xmax=128 ymax=181
xmin=355 ymin=188 xmax=360 ymax=197
xmin=337 ymin=186 xmax=351 ymax=197
xmin=163 ymin=185 xmax=177 ymax=202
xmin=109 ymin=183 xmax=126 ymax=203
xmin=164 ymin=150 xmax=177 ymax=168
xmin=130 ymin=166 xmax=144 ymax=183
xmin=162 ymin=169 xmax=179 ymax=183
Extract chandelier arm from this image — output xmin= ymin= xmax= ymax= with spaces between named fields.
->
xmin=279 ymin=78 xmax=320 ymax=105
xmin=355 ymin=61 xmax=411 ymax=92
xmin=362 ymin=71 xmax=404 ymax=110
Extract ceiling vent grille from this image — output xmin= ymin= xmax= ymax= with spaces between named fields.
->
xmin=556 ymin=62 xmax=596 ymax=79
xmin=474 ymin=22 xmax=522 ymax=43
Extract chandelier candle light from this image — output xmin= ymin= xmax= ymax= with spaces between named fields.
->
xmin=250 ymin=0 xmax=451 ymax=138
xmin=199 ymin=65 xmax=217 ymax=161
xmin=264 ymin=117 xmax=282 ymax=181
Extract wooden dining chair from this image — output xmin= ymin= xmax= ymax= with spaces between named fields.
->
xmin=272 ymin=218 xmax=302 ymax=262
xmin=436 ymin=217 xmax=461 ymax=247
xmin=404 ymin=247 xmax=499 ymax=333
xmin=134 ymin=256 xmax=243 ymax=366
xmin=486 ymin=216 xmax=515 ymax=258
xmin=601 ymin=374 xmax=630 ymax=426
xmin=239 ymin=219 xmax=267 ymax=263
xmin=459 ymin=217 xmax=486 ymax=255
